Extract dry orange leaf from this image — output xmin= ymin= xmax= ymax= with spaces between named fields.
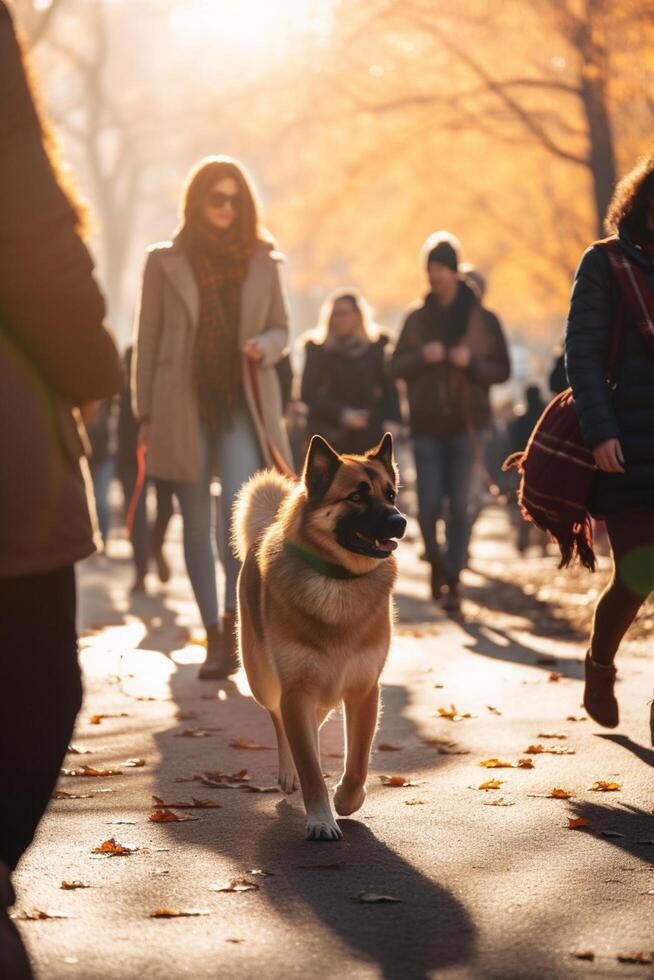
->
xmin=524 ymin=744 xmax=575 ymax=756
xmin=149 ymin=808 xmax=198 ymax=823
xmin=571 ymin=950 xmax=594 ymax=961
xmin=150 ymin=908 xmax=211 ymax=918
xmin=566 ymin=715 xmax=587 ymax=722
xmin=88 ymin=713 xmax=129 ymax=725
xmin=479 ymin=780 xmax=504 ymax=790
xmin=616 ymin=953 xmax=652 ymax=965
xmin=483 ymin=797 xmax=515 ymax=807
xmin=61 ymin=766 xmax=123 ymax=777
xmin=550 ymin=788 xmax=571 ymax=799
xmin=486 ymin=705 xmax=502 ymax=715
xmin=517 ymin=758 xmax=535 ymax=769
xmin=13 ymin=909 xmax=69 ymax=921
xmin=353 ymin=891 xmax=402 ymax=903
xmin=175 ymin=728 xmax=214 ymax=738
xmin=229 ymin=738 xmax=271 ymax=750
xmin=437 ymin=705 xmax=476 ymax=721
xmin=537 ymin=732 xmax=567 ymax=739
xmin=60 ymin=881 xmax=90 ymax=890
xmin=589 ymin=780 xmax=621 ymax=792
xmin=548 ymin=672 xmax=563 ymax=682
xmin=91 ymin=837 xmax=137 ymax=856
xmin=568 ymin=817 xmax=591 ymax=829
xmin=405 ymin=799 xmax=425 ymax=806
xmin=479 ymin=758 xmax=534 ymax=769
xmin=209 ymin=878 xmax=260 ymax=893
xmin=151 ymin=795 xmax=219 ymax=809
xmin=379 ymin=775 xmax=423 ymax=787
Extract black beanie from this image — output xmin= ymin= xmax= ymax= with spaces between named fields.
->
xmin=427 ymin=240 xmax=459 ymax=272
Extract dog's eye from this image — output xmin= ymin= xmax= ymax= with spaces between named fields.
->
xmin=349 ymin=492 xmax=363 ymax=503
xmin=386 ymin=488 xmax=397 ymax=503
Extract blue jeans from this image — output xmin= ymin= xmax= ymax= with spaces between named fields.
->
xmin=90 ymin=457 xmax=114 ymax=544
xmin=413 ymin=432 xmax=476 ymax=583
xmin=174 ymin=407 xmax=262 ymax=628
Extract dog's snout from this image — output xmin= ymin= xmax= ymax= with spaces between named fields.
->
xmin=384 ymin=512 xmax=407 ymax=539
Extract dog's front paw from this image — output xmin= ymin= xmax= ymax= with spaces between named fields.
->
xmin=334 ymin=780 xmax=366 ymax=816
xmin=278 ymin=768 xmax=299 ymax=794
xmin=305 ymin=813 xmax=342 ymax=841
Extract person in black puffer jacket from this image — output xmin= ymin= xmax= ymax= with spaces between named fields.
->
xmin=566 ymin=149 xmax=654 ymax=733
xmin=301 ymin=289 xmax=401 ymax=456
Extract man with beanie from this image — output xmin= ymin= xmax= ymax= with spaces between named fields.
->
xmin=392 ymin=232 xmax=510 ymax=611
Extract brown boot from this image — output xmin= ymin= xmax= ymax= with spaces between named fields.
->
xmin=0 ymin=863 xmax=34 ymax=979
xmin=197 ymin=617 xmax=238 ymax=680
xmin=583 ymin=653 xmax=619 ymax=728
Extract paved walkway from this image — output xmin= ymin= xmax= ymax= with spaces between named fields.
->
xmin=13 ymin=508 xmax=654 ymax=979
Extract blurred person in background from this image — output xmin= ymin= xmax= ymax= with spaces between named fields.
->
xmin=85 ymin=396 xmax=116 ymax=548
xmin=507 ymin=385 xmax=547 ymax=554
xmin=117 ymin=346 xmax=174 ymax=593
xmin=133 ymin=156 xmax=292 ymax=680
xmin=0 ymin=5 xmax=121 ymax=974
xmin=566 ymin=151 xmax=654 ymax=732
xmin=392 ymin=232 xmax=510 ymax=612
xmin=549 ymin=343 xmax=568 ymax=394
xmin=300 ymin=289 xmax=401 ymax=455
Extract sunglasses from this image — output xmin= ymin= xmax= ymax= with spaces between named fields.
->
xmin=207 ymin=190 xmax=240 ymax=210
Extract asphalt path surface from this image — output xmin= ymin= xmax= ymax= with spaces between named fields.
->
xmin=12 ymin=508 xmax=654 ymax=979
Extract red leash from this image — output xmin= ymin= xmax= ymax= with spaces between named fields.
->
xmin=125 ymin=443 xmax=147 ymax=536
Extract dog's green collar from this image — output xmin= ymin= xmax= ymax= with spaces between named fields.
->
xmin=284 ymin=541 xmax=368 ymax=580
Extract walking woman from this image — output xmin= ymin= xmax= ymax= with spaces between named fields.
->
xmin=567 ymin=151 xmax=654 ymax=729
xmin=133 ymin=156 xmax=292 ymax=679
xmin=301 ymin=290 xmax=401 ymax=455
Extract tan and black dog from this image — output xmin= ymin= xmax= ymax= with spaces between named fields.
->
xmin=232 ymin=433 xmax=406 ymax=841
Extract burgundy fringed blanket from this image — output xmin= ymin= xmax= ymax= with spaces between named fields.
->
xmin=503 ymin=389 xmax=597 ymax=571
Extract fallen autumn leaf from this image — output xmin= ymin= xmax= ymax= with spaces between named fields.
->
xmin=353 ymin=891 xmax=402 ymax=903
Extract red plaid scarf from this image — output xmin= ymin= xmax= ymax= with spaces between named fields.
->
xmin=190 ymin=226 xmax=250 ymax=431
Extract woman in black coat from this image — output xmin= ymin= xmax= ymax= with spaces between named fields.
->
xmin=566 ymin=150 xmax=654 ymax=732
xmin=301 ymin=290 xmax=400 ymax=455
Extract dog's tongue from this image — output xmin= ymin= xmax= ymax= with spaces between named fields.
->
xmin=375 ymin=538 xmax=398 ymax=553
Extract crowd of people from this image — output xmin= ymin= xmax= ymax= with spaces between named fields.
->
xmin=3 ymin=1 xmax=654 ymax=974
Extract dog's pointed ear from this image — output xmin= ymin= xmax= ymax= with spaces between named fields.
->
xmin=367 ymin=432 xmax=397 ymax=481
xmin=302 ymin=435 xmax=342 ymax=499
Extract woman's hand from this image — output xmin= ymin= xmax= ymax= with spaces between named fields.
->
xmin=593 ymin=438 xmax=625 ymax=473
xmin=449 ymin=345 xmax=471 ymax=368
xmin=242 ymin=339 xmax=264 ymax=363
xmin=422 ymin=340 xmax=446 ymax=364
xmin=138 ymin=419 xmax=150 ymax=453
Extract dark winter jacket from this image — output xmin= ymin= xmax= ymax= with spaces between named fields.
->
xmin=301 ymin=335 xmax=401 ymax=454
xmin=0 ymin=2 xmax=121 ymax=576
xmin=391 ymin=281 xmax=510 ymax=439
xmin=566 ymin=241 xmax=654 ymax=516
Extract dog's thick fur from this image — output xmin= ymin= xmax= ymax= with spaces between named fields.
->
xmin=233 ymin=434 xmax=405 ymax=840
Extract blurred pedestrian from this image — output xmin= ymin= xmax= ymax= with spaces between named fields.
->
xmin=0 ymin=5 xmax=121 ymax=974
xmin=549 ymin=345 xmax=568 ymax=394
xmin=567 ymin=151 xmax=654 ymax=732
xmin=117 ymin=346 xmax=174 ymax=593
xmin=133 ymin=156 xmax=292 ymax=679
xmin=507 ymin=385 xmax=546 ymax=554
xmin=392 ymin=233 xmax=510 ymax=611
xmin=85 ymin=397 xmax=115 ymax=547
xmin=301 ymin=289 xmax=401 ymax=455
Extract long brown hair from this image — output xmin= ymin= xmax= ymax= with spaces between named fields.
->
xmin=605 ymin=150 xmax=654 ymax=235
xmin=178 ymin=155 xmax=268 ymax=253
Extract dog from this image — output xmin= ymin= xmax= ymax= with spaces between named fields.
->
xmin=232 ymin=432 xmax=406 ymax=840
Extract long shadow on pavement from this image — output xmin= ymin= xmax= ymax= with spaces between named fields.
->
xmin=149 ymin=657 xmax=477 ymax=979
xmin=595 ymin=734 xmax=654 ymax=769
xmin=569 ymin=801 xmax=654 ymax=867
xmin=455 ymin=619 xmax=585 ymax=680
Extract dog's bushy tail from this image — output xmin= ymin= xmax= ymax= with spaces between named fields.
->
xmin=232 ymin=469 xmax=293 ymax=560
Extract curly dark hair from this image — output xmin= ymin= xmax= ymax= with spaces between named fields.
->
xmin=605 ymin=150 xmax=654 ymax=235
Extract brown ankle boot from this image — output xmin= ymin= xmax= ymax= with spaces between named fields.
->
xmin=583 ymin=653 xmax=618 ymax=728
xmin=197 ymin=617 xmax=238 ymax=681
